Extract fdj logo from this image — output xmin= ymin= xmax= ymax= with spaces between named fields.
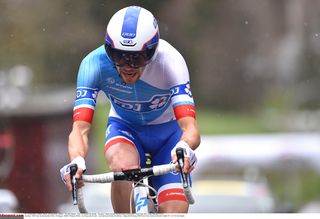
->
xmin=111 ymin=96 xmax=142 ymax=111
xmin=170 ymin=82 xmax=193 ymax=98
xmin=109 ymin=94 xmax=170 ymax=112
xmin=135 ymin=193 xmax=147 ymax=212
xmin=76 ymin=88 xmax=98 ymax=100
xmin=76 ymin=90 xmax=87 ymax=98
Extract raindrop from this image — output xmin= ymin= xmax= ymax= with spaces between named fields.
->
xmin=245 ymin=20 xmax=249 ymax=25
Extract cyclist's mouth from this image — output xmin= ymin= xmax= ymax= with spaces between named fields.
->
xmin=121 ymin=71 xmax=137 ymax=80
xmin=119 ymin=70 xmax=140 ymax=83
xmin=116 ymin=66 xmax=145 ymax=84
xmin=122 ymin=71 xmax=136 ymax=78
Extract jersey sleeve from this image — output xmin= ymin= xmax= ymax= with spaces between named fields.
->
xmin=165 ymin=47 xmax=196 ymax=120
xmin=171 ymin=82 xmax=196 ymax=120
xmin=73 ymin=53 xmax=101 ymax=123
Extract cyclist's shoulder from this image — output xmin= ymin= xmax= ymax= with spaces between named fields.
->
xmin=153 ymin=39 xmax=188 ymax=80
xmin=158 ymin=39 xmax=179 ymax=54
xmin=157 ymin=39 xmax=185 ymax=63
xmin=77 ymin=45 xmax=114 ymax=83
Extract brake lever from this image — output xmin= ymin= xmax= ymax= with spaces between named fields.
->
xmin=176 ymin=147 xmax=189 ymax=189
xmin=69 ymin=163 xmax=78 ymax=205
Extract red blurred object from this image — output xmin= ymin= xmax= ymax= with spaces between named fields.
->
xmin=0 ymin=132 xmax=14 ymax=148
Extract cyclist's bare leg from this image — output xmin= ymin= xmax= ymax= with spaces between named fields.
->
xmin=158 ymin=200 xmax=189 ymax=213
xmin=105 ymin=142 xmax=140 ymax=213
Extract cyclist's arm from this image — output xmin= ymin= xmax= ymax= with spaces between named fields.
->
xmin=61 ymin=50 xmax=102 ymax=190
xmin=69 ymin=50 xmax=101 ymax=160
xmin=64 ymin=121 xmax=91 ymax=191
xmin=176 ymin=116 xmax=200 ymax=173
xmin=169 ymin=82 xmax=200 ymax=173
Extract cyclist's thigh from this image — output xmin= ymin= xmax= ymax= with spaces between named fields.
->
xmin=104 ymin=117 xmax=146 ymax=168
xmin=151 ymin=126 xmax=189 ymax=205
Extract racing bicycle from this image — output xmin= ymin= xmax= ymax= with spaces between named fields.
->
xmin=69 ymin=147 xmax=195 ymax=213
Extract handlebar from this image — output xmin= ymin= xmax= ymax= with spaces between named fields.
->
xmin=69 ymin=147 xmax=195 ymax=213
xmin=81 ymin=163 xmax=177 ymax=183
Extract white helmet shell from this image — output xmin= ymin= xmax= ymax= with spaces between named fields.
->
xmin=105 ymin=6 xmax=159 ymax=51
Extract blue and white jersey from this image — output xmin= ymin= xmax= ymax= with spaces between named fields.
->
xmin=73 ymin=39 xmax=196 ymax=126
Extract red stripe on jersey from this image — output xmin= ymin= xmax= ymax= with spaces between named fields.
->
xmin=158 ymin=188 xmax=187 ymax=205
xmin=73 ymin=107 xmax=94 ymax=123
xmin=173 ymin=104 xmax=196 ymax=120
xmin=104 ymin=137 xmax=135 ymax=155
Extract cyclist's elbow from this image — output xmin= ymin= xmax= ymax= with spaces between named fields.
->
xmin=73 ymin=121 xmax=91 ymax=135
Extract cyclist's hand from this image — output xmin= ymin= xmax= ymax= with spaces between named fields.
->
xmin=60 ymin=156 xmax=86 ymax=191
xmin=171 ymin=140 xmax=197 ymax=174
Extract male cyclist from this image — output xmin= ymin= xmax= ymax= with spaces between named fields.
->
xmin=60 ymin=6 xmax=200 ymax=213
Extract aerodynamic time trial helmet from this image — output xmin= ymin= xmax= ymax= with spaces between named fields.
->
xmin=105 ymin=6 xmax=160 ymax=68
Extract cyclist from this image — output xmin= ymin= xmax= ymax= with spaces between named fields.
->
xmin=60 ymin=5 xmax=200 ymax=213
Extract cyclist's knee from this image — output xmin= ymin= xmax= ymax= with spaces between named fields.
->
xmin=158 ymin=200 xmax=189 ymax=213
xmin=105 ymin=142 xmax=139 ymax=171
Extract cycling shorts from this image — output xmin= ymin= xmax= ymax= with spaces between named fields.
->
xmin=104 ymin=117 xmax=190 ymax=205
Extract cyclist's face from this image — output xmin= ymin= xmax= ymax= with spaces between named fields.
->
xmin=116 ymin=65 xmax=145 ymax=84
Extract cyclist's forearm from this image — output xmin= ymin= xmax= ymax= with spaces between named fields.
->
xmin=178 ymin=117 xmax=201 ymax=150
xmin=68 ymin=133 xmax=88 ymax=160
xmin=68 ymin=122 xmax=91 ymax=160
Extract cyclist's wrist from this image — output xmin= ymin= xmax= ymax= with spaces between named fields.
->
xmin=171 ymin=140 xmax=190 ymax=156
xmin=171 ymin=140 xmax=197 ymax=168
xmin=71 ymin=156 xmax=86 ymax=171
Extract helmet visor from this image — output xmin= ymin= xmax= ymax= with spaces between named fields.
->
xmin=105 ymin=43 xmax=157 ymax=68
